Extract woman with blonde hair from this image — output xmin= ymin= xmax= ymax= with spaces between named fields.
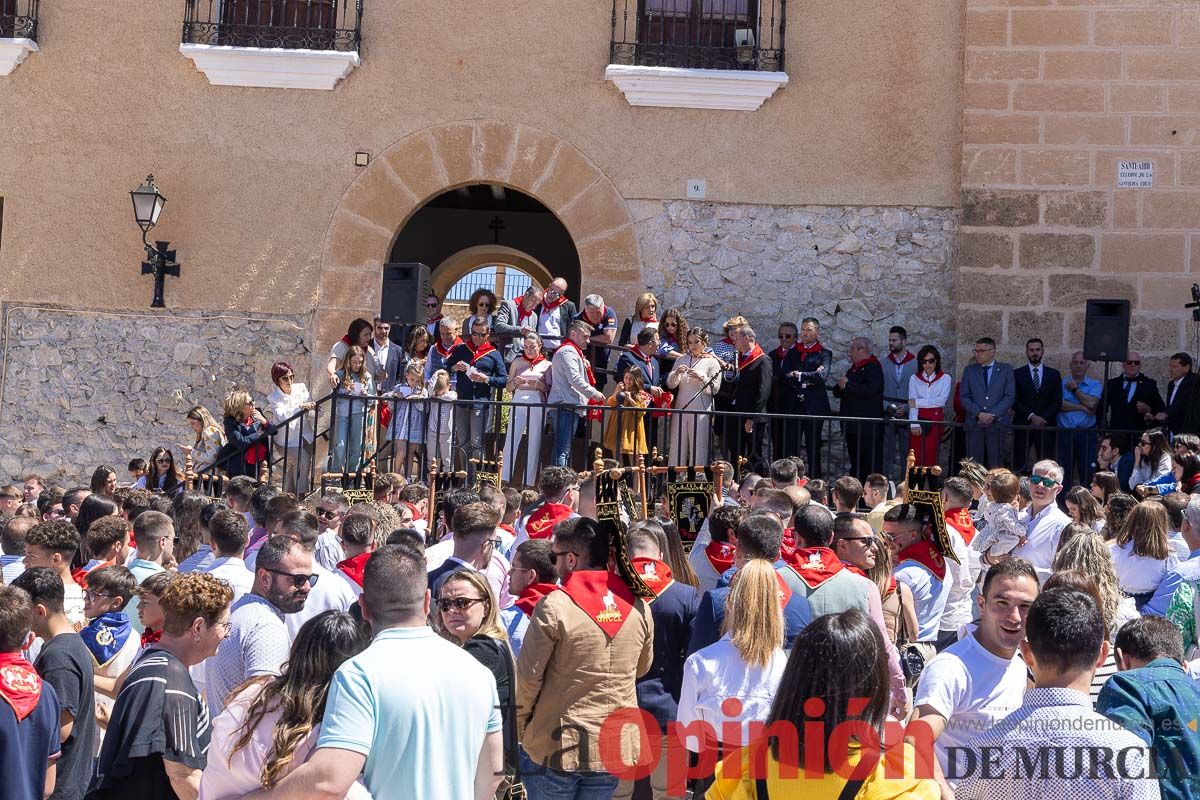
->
xmin=1112 ymin=500 xmax=1178 ymax=610
xmin=183 ymin=405 xmax=226 ymax=473
xmin=620 ymin=292 xmax=660 ymax=347
xmin=866 ymin=533 xmax=917 ymax=646
xmin=433 ymin=571 xmax=517 ymax=782
xmin=677 ymin=559 xmax=787 ymax=795
xmin=221 ymin=389 xmax=270 ymax=478
xmin=330 ymin=345 xmax=374 ymax=474
xmin=201 ymin=611 xmax=370 ymax=799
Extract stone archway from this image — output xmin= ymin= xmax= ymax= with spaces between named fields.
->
xmin=428 ymin=245 xmax=554 ymax=302
xmin=314 ymin=120 xmax=642 ymax=358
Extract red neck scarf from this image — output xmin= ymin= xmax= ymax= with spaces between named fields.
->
xmin=541 ymin=295 xmax=567 ymax=313
xmin=560 ymin=569 xmax=636 ymax=639
xmin=704 ymin=541 xmax=736 ymax=575
xmin=435 ymin=337 xmax=462 ymax=359
xmin=499 ymin=523 xmax=515 ymax=535
xmin=888 ymin=350 xmax=916 ymax=366
xmin=917 ymin=369 xmax=946 ymax=386
xmin=464 ymin=339 xmax=497 ymax=363
xmin=140 ymin=628 xmax=162 ymax=649
xmin=896 ymin=539 xmax=947 ymax=581
xmin=631 ymin=346 xmax=653 ymax=365
xmin=738 ymin=344 xmax=767 ymax=370
xmin=0 ymin=653 xmax=42 ymax=722
xmin=787 ymin=547 xmax=845 ymax=589
xmin=525 ymin=502 xmax=574 ymax=540
xmin=780 ymin=528 xmax=797 ymax=562
xmin=516 ymin=300 xmax=536 ymax=324
xmin=794 ymin=340 xmax=823 ymax=356
xmin=555 ymin=339 xmax=595 ymax=386
xmin=427 ymin=313 xmax=443 ymax=326
xmin=522 ymin=352 xmax=546 ymax=369
xmin=514 ymin=582 xmax=560 ymax=617
xmin=945 ymin=507 xmax=977 ymax=546
xmin=336 ymin=551 xmax=372 ymax=588
xmin=639 ymin=315 xmax=658 ymax=325
xmin=774 ymin=345 xmax=789 ymax=360
xmin=851 ymin=354 xmax=881 ymax=371
xmin=632 ymin=557 xmax=674 ymax=598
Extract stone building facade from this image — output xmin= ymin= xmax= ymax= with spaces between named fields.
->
xmin=0 ymin=0 xmax=1194 ymax=480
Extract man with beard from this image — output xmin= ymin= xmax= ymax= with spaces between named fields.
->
xmin=204 ymin=534 xmax=313 ymax=715
xmin=881 ymin=326 xmax=918 ymax=479
xmin=1012 ymin=337 xmax=1062 ymax=473
xmin=911 ymin=557 xmax=1039 ymax=790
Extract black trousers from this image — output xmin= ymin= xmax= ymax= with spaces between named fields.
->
xmin=844 ymin=419 xmax=882 ymax=479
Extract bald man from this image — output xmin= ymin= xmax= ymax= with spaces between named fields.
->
xmin=1103 ymin=350 xmax=1164 ymax=432
xmin=535 ymin=278 xmax=577 ymax=350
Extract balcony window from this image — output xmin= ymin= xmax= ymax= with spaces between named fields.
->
xmin=606 ymin=0 xmax=787 ymax=111
xmin=179 ymin=0 xmax=362 ymax=90
xmin=0 ymin=0 xmax=37 ymax=76
xmin=612 ymin=0 xmax=783 ymax=72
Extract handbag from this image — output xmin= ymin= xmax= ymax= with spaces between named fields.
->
xmin=895 ymin=584 xmax=926 ymax=686
xmin=650 ymin=390 xmax=674 ymax=419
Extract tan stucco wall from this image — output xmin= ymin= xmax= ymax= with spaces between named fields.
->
xmin=0 ymin=0 xmax=962 ymax=316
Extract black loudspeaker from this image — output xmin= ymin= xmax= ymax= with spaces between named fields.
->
xmin=379 ymin=263 xmax=431 ymax=324
xmin=1083 ymin=299 xmax=1131 ymax=362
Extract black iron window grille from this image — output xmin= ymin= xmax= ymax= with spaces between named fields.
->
xmin=0 ymin=0 xmax=38 ymax=40
xmin=182 ymin=0 xmax=362 ymax=52
xmin=610 ymin=0 xmax=784 ymax=71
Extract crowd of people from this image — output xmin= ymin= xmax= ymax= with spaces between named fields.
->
xmin=3 ymin=427 xmax=1200 ymax=799
xmin=160 ymin=280 xmax=1200 ymax=500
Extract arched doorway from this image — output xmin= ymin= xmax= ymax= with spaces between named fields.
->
xmin=314 ymin=119 xmax=642 ymax=369
xmin=385 ymin=183 xmax=582 ymax=316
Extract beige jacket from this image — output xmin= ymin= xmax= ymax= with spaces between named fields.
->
xmin=516 ymin=586 xmax=654 ymax=772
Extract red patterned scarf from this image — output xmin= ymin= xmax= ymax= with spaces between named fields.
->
xmin=434 ymin=337 xmax=462 ymax=359
xmin=794 ymin=340 xmax=824 ymax=356
xmin=896 ymin=539 xmax=947 ymax=581
xmin=0 ymin=653 xmax=42 ymax=721
xmin=738 ymin=344 xmax=767 ymax=370
xmin=524 ymin=502 xmax=574 ymax=540
xmin=945 ymin=507 xmax=977 ymax=546
xmin=560 ymin=569 xmax=636 ymax=639
xmin=704 ymin=541 xmax=736 ymax=575
xmin=514 ymin=582 xmax=560 ymax=617
xmin=631 ymin=558 xmax=674 ymax=598
xmin=787 ymin=547 xmax=845 ymax=589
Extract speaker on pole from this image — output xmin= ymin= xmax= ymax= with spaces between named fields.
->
xmin=1082 ymin=299 xmax=1131 ymax=362
xmin=380 ymin=263 xmax=431 ymax=324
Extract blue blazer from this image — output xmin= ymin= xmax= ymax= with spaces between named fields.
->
xmin=371 ymin=341 xmax=404 ymax=394
xmin=960 ymin=361 xmax=1016 ymax=427
xmin=636 ymin=581 xmax=699 ymax=732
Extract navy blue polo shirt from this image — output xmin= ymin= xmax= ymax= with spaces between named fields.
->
xmin=0 ymin=676 xmax=61 ymax=800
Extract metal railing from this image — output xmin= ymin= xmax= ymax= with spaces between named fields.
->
xmin=0 ymin=0 xmax=37 ymax=40
xmin=182 ymin=0 xmax=362 ymax=51
xmin=610 ymin=0 xmax=784 ymax=71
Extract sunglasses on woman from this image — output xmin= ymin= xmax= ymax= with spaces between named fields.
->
xmin=436 ymin=597 xmax=486 ymax=612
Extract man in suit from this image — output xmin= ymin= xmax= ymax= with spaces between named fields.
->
xmin=369 ymin=317 xmax=403 ymax=394
xmin=834 ymin=337 xmax=885 ymax=478
xmin=1103 ymin=351 xmax=1165 ymax=432
xmin=960 ymin=336 xmax=1015 ymax=468
xmin=1012 ymin=337 xmax=1062 ymax=472
xmin=1154 ymin=352 xmax=1198 ymax=436
xmin=881 ymin=326 xmax=918 ymax=479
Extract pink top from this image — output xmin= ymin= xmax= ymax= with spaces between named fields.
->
xmin=199 ymin=682 xmax=372 ymax=800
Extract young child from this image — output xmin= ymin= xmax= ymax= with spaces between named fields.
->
xmin=79 ymin=565 xmax=140 ymax=741
xmin=386 ymin=359 xmax=428 ymax=479
xmin=426 ymin=369 xmax=457 ymax=469
xmin=603 ymin=369 xmax=651 ymax=464
xmin=127 ymin=458 xmax=148 ymax=489
xmin=973 ymin=470 xmax=1026 ymax=569
xmin=135 ymin=571 xmax=174 ymax=651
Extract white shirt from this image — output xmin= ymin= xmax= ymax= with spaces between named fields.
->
xmin=284 ymin=561 xmax=358 ymax=640
xmin=908 ymin=371 xmax=953 ymax=419
xmin=913 ymin=632 xmax=1028 ymax=787
xmin=537 ymin=305 xmax=566 ymax=348
xmin=676 ymin=635 xmax=787 ymax=752
xmin=314 ymin=529 xmax=344 ymax=573
xmin=1111 ymin=540 xmax=1178 ymax=595
xmin=329 ymin=339 xmax=381 ymax=376
xmin=895 ymin=558 xmax=952 ymax=641
xmin=939 ymin=525 xmax=978 ymax=634
xmin=424 ymin=545 xmax=513 ymax=609
xmin=1012 ymin=501 xmax=1071 ymax=585
xmin=203 ymin=556 xmax=255 ymax=602
xmin=266 ymin=383 xmax=315 ymax=445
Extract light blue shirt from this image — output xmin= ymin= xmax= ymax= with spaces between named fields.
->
xmin=206 ymin=593 xmax=290 ymax=716
xmin=499 ymin=606 xmax=530 ymax=658
xmin=1144 ymin=548 xmax=1200 ymax=618
xmin=177 ymin=543 xmax=214 ymax=574
xmin=1058 ymin=375 xmax=1102 ymax=429
xmin=1 ymin=554 xmax=24 ymax=585
xmin=127 ymin=558 xmax=166 ymax=633
xmin=318 ymin=626 xmax=501 ymax=800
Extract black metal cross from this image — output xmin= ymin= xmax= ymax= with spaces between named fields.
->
xmin=488 ymin=216 xmax=505 ymax=244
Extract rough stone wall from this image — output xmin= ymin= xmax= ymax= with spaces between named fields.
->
xmin=961 ymin=1 xmax=1200 ymax=377
xmin=0 ymin=305 xmax=310 ymax=483
xmin=631 ymin=200 xmax=959 ymax=375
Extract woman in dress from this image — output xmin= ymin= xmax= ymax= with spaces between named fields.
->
xmin=384 ymin=360 xmax=428 ymax=479
xmin=222 ymin=390 xmax=271 ymax=479
xmin=603 ymin=369 xmax=651 ymax=465
xmin=200 ymin=611 xmax=370 ymax=800
xmin=678 ymin=559 xmax=788 ymax=797
xmin=1111 ymin=501 xmax=1178 ymax=611
xmin=460 ymin=289 xmax=498 ymax=337
xmin=432 ymin=571 xmax=517 ymax=782
xmin=183 ymin=405 xmax=226 ymax=473
xmin=503 ymin=332 xmax=551 ymax=487
xmin=907 ymin=344 xmax=952 ymax=467
xmin=425 ymin=369 xmax=457 ymax=469
xmin=265 ymin=361 xmax=316 ymax=496
xmin=147 ymin=446 xmax=185 ymax=495
xmin=330 ymin=345 xmax=375 ymax=474
xmin=666 ymin=327 xmax=722 ymax=466
xmin=707 ymin=609 xmax=939 ymax=799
